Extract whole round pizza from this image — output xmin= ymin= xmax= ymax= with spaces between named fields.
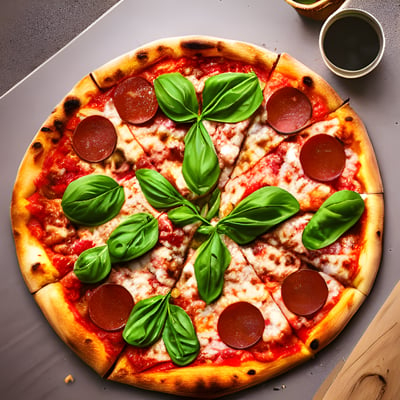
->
xmin=11 ymin=36 xmax=384 ymax=398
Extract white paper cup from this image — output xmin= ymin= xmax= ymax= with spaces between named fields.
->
xmin=319 ymin=8 xmax=385 ymax=78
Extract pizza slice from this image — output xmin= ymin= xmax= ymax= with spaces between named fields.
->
xmin=268 ymin=270 xmax=365 ymax=352
xmin=108 ymin=237 xmax=313 ymax=397
xmin=33 ymin=214 xmax=196 ymax=376
xmin=256 ymin=193 xmax=383 ymax=295
xmin=240 ymin=240 xmax=366 ymax=352
xmin=232 ymin=52 xmax=345 ymax=178
xmin=34 ymin=273 xmax=128 ymax=376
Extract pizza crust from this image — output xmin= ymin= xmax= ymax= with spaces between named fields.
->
xmin=11 ymin=75 xmax=101 ymax=292
xmin=354 ymin=193 xmax=384 ymax=295
xmin=108 ymin=347 xmax=312 ymax=398
xmin=334 ymin=103 xmax=384 ymax=194
xmin=301 ymin=288 xmax=366 ymax=352
xmin=90 ymin=36 xmax=279 ymax=90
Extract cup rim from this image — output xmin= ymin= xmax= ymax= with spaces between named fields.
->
xmin=319 ymin=8 xmax=386 ymax=79
xmin=285 ymin=0 xmax=341 ymax=11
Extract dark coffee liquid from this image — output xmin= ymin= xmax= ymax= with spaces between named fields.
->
xmin=323 ymin=16 xmax=380 ymax=70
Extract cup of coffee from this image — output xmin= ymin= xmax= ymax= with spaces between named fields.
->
xmin=319 ymin=8 xmax=385 ymax=78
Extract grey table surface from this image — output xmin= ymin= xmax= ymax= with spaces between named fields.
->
xmin=0 ymin=0 xmax=399 ymax=399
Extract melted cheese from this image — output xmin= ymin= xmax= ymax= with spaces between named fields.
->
xmin=262 ymin=214 xmax=359 ymax=286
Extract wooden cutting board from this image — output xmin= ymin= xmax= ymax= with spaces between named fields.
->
xmin=314 ymin=281 xmax=400 ymax=400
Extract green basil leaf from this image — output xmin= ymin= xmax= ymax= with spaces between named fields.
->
xmin=61 ymin=175 xmax=125 ymax=226
xmin=136 ymin=169 xmax=194 ymax=211
xmin=73 ymin=245 xmax=111 ymax=283
xmin=196 ymin=224 xmax=217 ymax=236
xmin=167 ymin=206 xmax=205 ymax=227
xmin=162 ymin=304 xmax=200 ymax=366
xmin=123 ymin=293 xmax=170 ymax=347
xmin=217 ymin=186 xmax=300 ymax=244
xmin=182 ymin=121 xmax=220 ymax=195
xmin=201 ymin=72 xmax=263 ymax=123
xmin=194 ymin=232 xmax=231 ymax=304
xmin=205 ymin=188 xmax=221 ymax=220
xmin=302 ymin=190 xmax=365 ymax=250
xmin=107 ymin=213 xmax=159 ymax=262
xmin=154 ymin=73 xmax=199 ymax=123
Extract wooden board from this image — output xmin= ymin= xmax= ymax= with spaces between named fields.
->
xmin=314 ymin=281 xmax=400 ymax=400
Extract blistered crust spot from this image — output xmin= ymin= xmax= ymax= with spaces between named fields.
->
xmin=104 ymin=69 xmax=125 ymax=85
xmin=302 ymin=76 xmax=313 ymax=88
xmin=32 ymin=142 xmax=43 ymax=150
xmin=30 ymin=141 xmax=44 ymax=162
xmin=31 ymin=262 xmax=42 ymax=273
xmin=63 ymin=97 xmax=81 ymax=117
xmin=54 ymin=120 xmax=64 ymax=133
xmin=136 ymin=51 xmax=149 ymax=63
xmin=157 ymin=45 xmax=168 ymax=54
xmin=181 ymin=40 xmax=216 ymax=51
xmin=310 ymin=339 xmax=319 ymax=350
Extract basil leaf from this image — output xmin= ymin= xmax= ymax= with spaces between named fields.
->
xmin=73 ymin=245 xmax=111 ymax=283
xmin=196 ymin=224 xmax=216 ymax=236
xmin=217 ymin=186 xmax=300 ymax=244
xmin=162 ymin=304 xmax=200 ymax=366
xmin=154 ymin=73 xmax=199 ymax=123
xmin=201 ymin=72 xmax=263 ymax=123
xmin=136 ymin=169 xmax=194 ymax=211
xmin=167 ymin=206 xmax=205 ymax=227
xmin=107 ymin=213 xmax=159 ymax=262
xmin=182 ymin=121 xmax=220 ymax=195
xmin=61 ymin=175 xmax=125 ymax=226
xmin=205 ymin=188 xmax=221 ymax=221
xmin=123 ymin=293 xmax=170 ymax=347
xmin=302 ymin=190 xmax=365 ymax=250
xmin=194 ymin=232 xmax=231 ymax=304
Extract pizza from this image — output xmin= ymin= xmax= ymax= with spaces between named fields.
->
xmin=10 ymin=36 xmax=383 ymax=398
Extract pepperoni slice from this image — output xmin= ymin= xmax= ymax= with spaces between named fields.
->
xmin=113 ymin=76 xmax=158 ymax=124
xmin=87 ymin=283 xmax=134 ymax=331
xmin=266 ymin=87 xmax=312 ymax=134
xmin=72 ymin=115 xmax=117 ymax=162
xmin=217 ymin=302 xmax=265 ymax=349
xmin=300 ymin=134 xmax=346 ymax=182
xmin=281 ymin=270 xmax=328 ymax=317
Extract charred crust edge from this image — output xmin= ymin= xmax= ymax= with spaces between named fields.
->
xmin=32 ymin=142 xmax=43 ymax=150
xmin=302 ymin=76 xmax=313 ymax=88
xmin=63 ymin=97 xmax=81 ymax=116
xmin=310 ymin=339 xmax=319 ymax=350
xmin=137 ymin=51 xmax=149 ymax=62
xmin=31 ymin=262 xmax=41 ymax=272
xmin=54 ymin=120 xmax=64 ymax=133
xmin=181 ymin=40 xmax=216 ymax=51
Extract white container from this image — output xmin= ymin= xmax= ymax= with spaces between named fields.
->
xmin=319 ymin=8 xmax=385 ymax=78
